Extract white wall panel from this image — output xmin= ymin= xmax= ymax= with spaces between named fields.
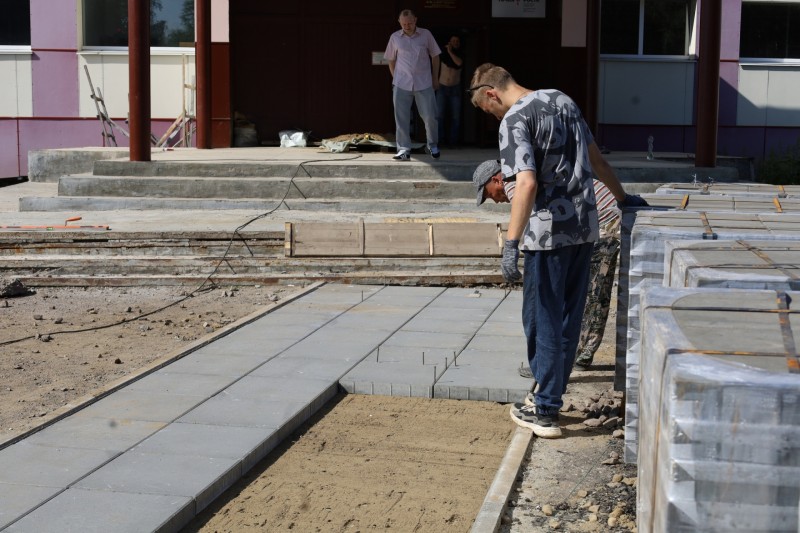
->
xmin=738 ymin=65 xmax=800 ymax=127
xmin=78 ymin=52 xmax=195 ymax=120
xmin=0 ymin=55 xmax=33 ymax=117
xmin=599 ymin=60 xmax=695 ymax=125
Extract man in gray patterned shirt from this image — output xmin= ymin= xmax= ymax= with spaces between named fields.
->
xmin=468 ymin=63 xmax=647 ymax=438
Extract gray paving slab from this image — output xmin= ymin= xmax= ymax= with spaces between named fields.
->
xmin=402 ymin=316 xmax=486 ymax=334
xmin=0 ymin=483 xmax=62 ymax=529
xmin=221 ymin=375 xmax=333 ymax=403
xmin=23 ymin=417 xmax=166 ymax=453
xmin=434 ymin=363 xmax=530 ymax=403
xmin=134 ymin=423 xmax=272 ymax=461
xmin=466 ymin=334 xmax=525 ymax=353
xmin=477 ymin=321 xmax=525 ymax=337
xmin=382 ymin=330 xmax=474 ymax=350
xmin=4 ymin=488 xmax=193 ymax=533
xmin=161 ymin=350 xmax=274 ymax=377
xmin=75 ymin=450 xmax=241 ymax=512
xmin=0 ymin=443 xmax=117 ymax=488
xmin=176 ymin=397 xmax=308 ymax=429
xmin=72 ymin=390 xmax=208 ymax=423
xmin=326 ymin=312 xmax=416 ymax=331
xmin=253 ymin=310 xmax=340 ymax=328
xmin=123 ymin=370 xmax=237 ymax=396
xmin=249 ymin=355 xmax=357 ymax=380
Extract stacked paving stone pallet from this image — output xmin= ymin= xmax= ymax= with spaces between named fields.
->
xmin=637 ymin=287 xmax=800 ymax=533
xmin=616 ymin=200 xmax=800 ymax=463
xmin=656 ymin=182 xmax=800 ymax=197
xmin=664 ymin=240 xmax=800 ymax=291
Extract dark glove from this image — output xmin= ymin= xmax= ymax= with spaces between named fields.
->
xmin=617 ymin=193 xmax=649 ymax=209
xmin=501 ymin=239 xmax=522 ymax=283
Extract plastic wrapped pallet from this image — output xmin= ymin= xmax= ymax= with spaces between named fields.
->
xmin=664 ymin=240 xmax=800 ymax=290
xmin=637 ymin=286 xmax=800 ymax=533
xmin=656 ymin=182 xmax=800 ymax=197
xmin=615 ymin=195 xmax=800 ymax=394
xmin=621 ymin=210 xmax=800 ymax=463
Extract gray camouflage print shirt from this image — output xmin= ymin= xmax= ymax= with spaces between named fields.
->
xmin=499 ymin=90 xmax=599 ymax=251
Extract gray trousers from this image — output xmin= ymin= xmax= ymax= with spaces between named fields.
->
xmin=392 ymin=85 xmax=438 ymax=153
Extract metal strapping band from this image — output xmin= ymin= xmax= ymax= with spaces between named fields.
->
xmin=698 ymin=212 xmax=715 ymax=239
xmin=776 ymin=292 xmax=800 ymax=373
xmin=778 ymin=185 xmax=787 ymax=198
xmin=648 ymin=294 xmax=800 ymax=373
xmin=741 ymin=241 xmax=800 ymax=281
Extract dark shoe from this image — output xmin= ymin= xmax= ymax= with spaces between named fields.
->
xmin=393 ymin=152 xmax=411 ymax=161
xmin=575 ymin=349 xmax=593 ymax=369
xmin=509 ymin=403 xmax=562 ymax=438
xmin=429 ymin=147 xmax=440 ymax=159
xmin=518 ymin=365 xmax=533 ymax=379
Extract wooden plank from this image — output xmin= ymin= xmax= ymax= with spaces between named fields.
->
xmin=288 ymin=222 xmax=506 ymax=257
xmin=364 ymin=223 xmax=430 ymax=256
xmin=292 ymin=222 xmax=363 ymax=256
xmin=432 ymin=223 xmax=502 ymax=256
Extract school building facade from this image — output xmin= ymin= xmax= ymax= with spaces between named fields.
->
xmin=1 ymin=0 xmax=799 ymax=179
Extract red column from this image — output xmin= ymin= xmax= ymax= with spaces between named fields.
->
xmin=696 ymin=0 xmax=721 ymax=167
xmin=585 ymin=0 xmax=600 ymax=135
xmin=196 ymin=0 xmax=212 ymax=149
xmin=128 ymin=0 xmax=151 ymax=162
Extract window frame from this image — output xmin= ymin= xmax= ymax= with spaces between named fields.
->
xmin=0 ymin=0 xmax=32 ymax=49
xmin=80 ymin=0 xmax=195 ymax=52
xmin=600 ymin=0 xmax=697 ymax=60
xmin=739 ymin=0 xmax=800 ymax=64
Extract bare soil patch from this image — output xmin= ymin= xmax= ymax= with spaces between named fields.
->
xmin=186 ymin=394 xmax=513 ymax=532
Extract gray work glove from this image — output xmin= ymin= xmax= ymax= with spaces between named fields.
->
xmin=617 ymin=193 xmax=649 ymax=209
xmin=501 ymin=239 xmax=522 ymax=283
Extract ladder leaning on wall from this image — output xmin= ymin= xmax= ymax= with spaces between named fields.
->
xmin=84 ymin=61 xmax=195 ymax=149
xmin=84 ymin=65 xmax=130 ymax=148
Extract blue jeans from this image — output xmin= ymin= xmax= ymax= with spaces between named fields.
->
xmin=435 ymin=84 xmax=461 ymax=145
xmin=522 ymin=242 xmax=593 ymax=415
xmin=392 ymin=85 xmax=438 ymax=153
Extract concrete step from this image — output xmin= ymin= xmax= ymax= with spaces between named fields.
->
xmin=0 ymin=231 xmax=283 ymax=257
xmin=1 ymin=255 xmax=500 ymax=273
xmin=90 ymin=158 xmax=743 ymax=183
xmin=56 ymin=175 xmax=475 ymax=200
xmin=18 ymin=196 xmax=513 ymax=213
xmin=93 ymin=159 xmax=480 ymax=180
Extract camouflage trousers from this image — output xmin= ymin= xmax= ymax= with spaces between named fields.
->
xmin=575 ymin=236 xmax=620 ymax=367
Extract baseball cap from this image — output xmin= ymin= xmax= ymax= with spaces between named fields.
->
xmin=472 ymin=159 xmax=501 ymax=206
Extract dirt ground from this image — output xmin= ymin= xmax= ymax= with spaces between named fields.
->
xmin=0 ymin=282 xmax=636 ymax=532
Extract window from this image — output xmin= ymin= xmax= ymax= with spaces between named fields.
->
xmin=83 ymin=0 xmax=195 ymax=48
xmin=740 ymin=2 xmax=800 ymax=60
xmin=601 ymin=0 xmax=694 ymax=56
xmin=0 ymin=0 xmax=31 ymax=46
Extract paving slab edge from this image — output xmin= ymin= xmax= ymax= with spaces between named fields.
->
xmin=471 ymin=426 xmax=533 ymax=533
xmin=0 ymin=281 xmax=326 ymax=451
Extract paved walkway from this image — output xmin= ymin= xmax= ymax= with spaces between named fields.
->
xmin=0 ymin=283 xmax=528 ymax=532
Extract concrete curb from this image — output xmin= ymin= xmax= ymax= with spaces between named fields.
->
xmin=471 ymin=425 xmax=533 ymax=532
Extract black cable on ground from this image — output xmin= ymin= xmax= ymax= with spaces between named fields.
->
xmin=0 ymin=154 xmax=364 ymax=348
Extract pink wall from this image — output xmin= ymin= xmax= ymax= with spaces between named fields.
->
xmin=30 ymin=0 xmax=79 ymax=118
xmin=0 ymin=121 xmax=21 ymax=178
xmin=30 ymin=0 xmax=77 ymax=49
xmin=32 ymin=52 xmax=79 ymax=117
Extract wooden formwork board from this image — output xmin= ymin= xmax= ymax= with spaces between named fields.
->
xmin=285 ymin=221 xmax=504 ymax=257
